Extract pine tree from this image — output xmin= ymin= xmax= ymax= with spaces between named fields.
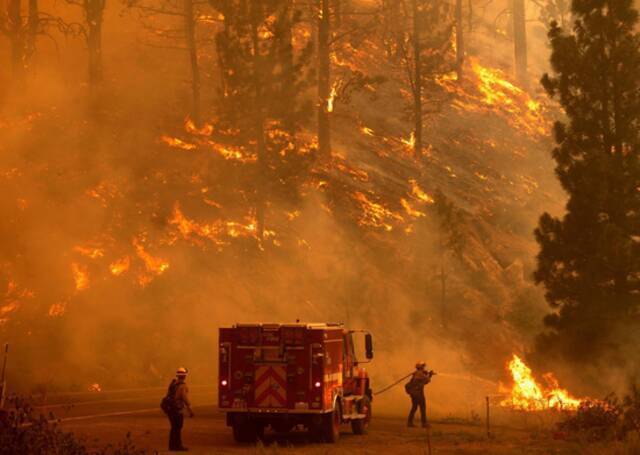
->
xmin=534 ymin=0 xmax=640 ymax=364
xmin=384 ymin=0 xmax=453 ymax=156
xmin=212 ymin=0 xmax=312 ymax=241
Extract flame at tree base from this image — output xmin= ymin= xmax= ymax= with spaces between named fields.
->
xmin=500 ymin=355 xmax=583 ymax=411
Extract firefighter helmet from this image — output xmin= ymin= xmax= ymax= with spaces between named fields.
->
xmin=176 ymin=367 xmax=189 ymax=377
xmin=415 ymin=361 xmax=426 ymax=370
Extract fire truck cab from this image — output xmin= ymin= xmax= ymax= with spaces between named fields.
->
xmin=218 ymin=322 xmax=374 ymax=443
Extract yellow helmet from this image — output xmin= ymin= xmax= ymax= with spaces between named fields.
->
xmin=415 ymin=361 xmax=426 ymax=370
xmin=176 ymin=367 xmax=189 ymax=377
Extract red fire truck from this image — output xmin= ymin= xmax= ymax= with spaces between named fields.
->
xmin=218 ymin=322 xmax=374 ymax=443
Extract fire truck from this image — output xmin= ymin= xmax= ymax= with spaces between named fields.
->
xmin=218 ymin=322 xmax=374 ymax=443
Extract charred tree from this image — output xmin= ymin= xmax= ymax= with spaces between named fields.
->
xmin=126 ymin=0 xmax=207 ymax=123
xmin=535 ymin=0 xmax=640 ymax=365
xmin=274 ymin=0 xmax=295 ymax=132
xmin=250 ymin=0 xmax=267 ymax=242
xmin=391 ymin=0 xmax=452 ymax=157
xmin=317 ymin=0 xmax=331 ymax=161
xmin=183 ymin=0 xmax=201 ymax=125
xmin=213 ymin=0 xmax=312 ymax=243
xmin=26 ymin=0 xmax=37 ymax=62
xmin=411 ymin=0 xmax=422 ymax=156
xmin=455 ymin=0 xmax=464 ymax=78
xmin=6 ymin=0 xmax=26 ymax=84
xmin=85 ymin=0 xmax=105 ymax=87
xmin=512 ymin=0 xmax=527 ymax=87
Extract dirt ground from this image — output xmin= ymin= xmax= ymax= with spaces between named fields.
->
xmin=56 ymin=392 xmax=625 ymax=455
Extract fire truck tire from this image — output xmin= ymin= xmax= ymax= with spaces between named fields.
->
xmin=322 ymin=401 xmax=341 ymax=443
xmin=232 ymin=421 xmax=264 ymax=443
xmin=351 ymin=396 xmax=372 ymax=435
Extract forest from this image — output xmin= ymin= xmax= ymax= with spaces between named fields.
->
xmin=0 ymin=0 xmax=639 ymax=429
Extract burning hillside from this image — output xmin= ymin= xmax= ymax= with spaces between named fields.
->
xmin=0 ymin=0 xmax=567 ymax=396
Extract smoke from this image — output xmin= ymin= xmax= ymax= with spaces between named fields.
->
xmin=5 ymin=0 xmax=628 ymax=417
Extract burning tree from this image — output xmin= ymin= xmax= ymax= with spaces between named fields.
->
xmin=382 ymin=0 xmax=454 ymax=157
xmin=211 ymin=0 xmax=313 ymax=240
xmin=64 ymin=0 xmax=106 ymax=88
xmin=534 ymin=0 xmax=640 ymax=370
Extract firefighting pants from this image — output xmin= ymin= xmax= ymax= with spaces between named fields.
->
xmin=168 ymin=412 xmax=184 ymax=450
xmin=408 ymin=395 xmax=427 ymax=425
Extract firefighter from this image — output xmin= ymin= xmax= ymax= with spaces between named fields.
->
xmin=406 ymin=361 xmax=432 ymax=428
xmin=167 ymin=367 xmax=194 ymax=451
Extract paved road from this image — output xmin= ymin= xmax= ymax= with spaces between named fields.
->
xmin=49 ymin=388 xmax=587 ymax=454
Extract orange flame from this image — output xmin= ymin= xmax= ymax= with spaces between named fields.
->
xmin=352 ymin=191 xmax=404 ymax=231
xmin=88 ymin=383 xmax=102 ymax=392
xmin=133 ymin=239 xmax=169 ymax=275
xmin=71 ymin=262 xmax=89 ymax=291
xmin=409 ymin=179 xmax=435 ymax=204
xmin=327 ymin=81 xmax=339 ymax=113
xmin=109 ymin=256 xmax=130 ymax=276
xmin=501 ymin=355 xmax=582 ymax=411
xmin=48 ymin=302 xmax=67 ymax=317
xmin=161 ymin=135 xmax=197 ymax=151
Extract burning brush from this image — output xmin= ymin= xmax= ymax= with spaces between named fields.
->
xmin=500 ymin=355 xmax=583 ymax=411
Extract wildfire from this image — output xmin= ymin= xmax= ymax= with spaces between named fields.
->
xmin=109 ymin=256 xmax=130 ymax=276
xmin=71 ymin=262 xmax=89 ymax=291
xmin=436 ymin=58 xmax=549 ymax=137
xmin=74 ymin=245 xmax=104 ymax=259
xmin=400 ymin=198 xmax=425 ymax=218
xmin=48 ymin=302 xmax=67 ymax=317
xmin=361 ymin=126 xmax=375 ymax=136
xmin=88 ymin=383 xmax=102 ymax=392
xmin=409 ymin=179 xmax=435 ymax=204
xmin=352 ymin=191 xmax=404 ymax=231
xmin=401 ymin=132 xmax=416 ymax=150
xmin=170 ymin=203 xmax=275 ymax=247
xmin=133 ymin=238 xmax=169 ymax=276
xmin=184 ymin=118 xmax=213 ymax=136
xmin=501 ymin=355 xmax=582 ymax=411
xmin=327 ymin=81 xmax=339 ymax=113
xmin=161 ymin=135 xmax=197 ymax=151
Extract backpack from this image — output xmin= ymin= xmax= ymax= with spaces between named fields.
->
xmin=404 ymin=379 xmax=415 ymax=395
xmin=160 ymin=380 xmax=180 ymax=414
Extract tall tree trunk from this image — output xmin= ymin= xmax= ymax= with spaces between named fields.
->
xmin=455 ymin=0 xmax=464 ymax=79
xmin=86 ymin=0 xmax=105 ymax=88
xmin=8 ymin=0 xmax=25 ymax=85
xmin=317 ymin=0 xmax=331 ymax=161
xmin=512 ymin=0 xmax=527 ymax=87
xmin=183 ymin=0 xmax=201 ymax=125
xmin=276 ymin=0 xmax=294 ymax=132
xmin=468 ymin=0 xmax=472 ymax=32
xmin=26 ymin=0 xmax=37 ymax=65
xmin=412 ymin=0 xmax=422 ymax=156
xmin=333 ymin=0 xmax=341 ymax=28
xmin=251 ymin=1 xmax=266 ymax=242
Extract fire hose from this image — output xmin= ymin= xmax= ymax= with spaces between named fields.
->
xmin=373 ymin=370 xmax=437 ymax=396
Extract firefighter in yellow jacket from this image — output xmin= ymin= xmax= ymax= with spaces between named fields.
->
xmin=166 ymin=367 xmax=194 ymax=451
xmin=406 ymin=361 xmax=434 ymax=427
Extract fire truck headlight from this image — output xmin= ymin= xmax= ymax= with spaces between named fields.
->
xmin=314 ymin=381 xmax=321 ymax=388
xmin=221 ymin=379 xmax=228 ymax=387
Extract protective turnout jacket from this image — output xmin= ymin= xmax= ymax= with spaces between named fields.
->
xmin=175 ymin=382 xmax=192 ymax=414
xmin=406 ymin=370 xmax=431 ymax=397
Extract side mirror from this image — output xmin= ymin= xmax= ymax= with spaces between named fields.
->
xmin=365 ymin=333 xmax=373 ymax=359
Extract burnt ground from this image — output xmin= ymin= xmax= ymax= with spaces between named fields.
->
xmin=53 ymin=389 xmax=624 ymax=454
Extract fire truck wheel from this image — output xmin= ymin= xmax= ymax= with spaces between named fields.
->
xmin=351 ymin=396 xmax=372 ymax=435
xmin=322 ymin=401 xmax=341 ymax=443
xmin=232 ymin=421 xmax=264 ymax=443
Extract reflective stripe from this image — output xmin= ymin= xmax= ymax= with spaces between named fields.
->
xmin=254 ymin=365 xmax=287 ymax=408
xmin=323 ymin=372 xmax=342 ymax=383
